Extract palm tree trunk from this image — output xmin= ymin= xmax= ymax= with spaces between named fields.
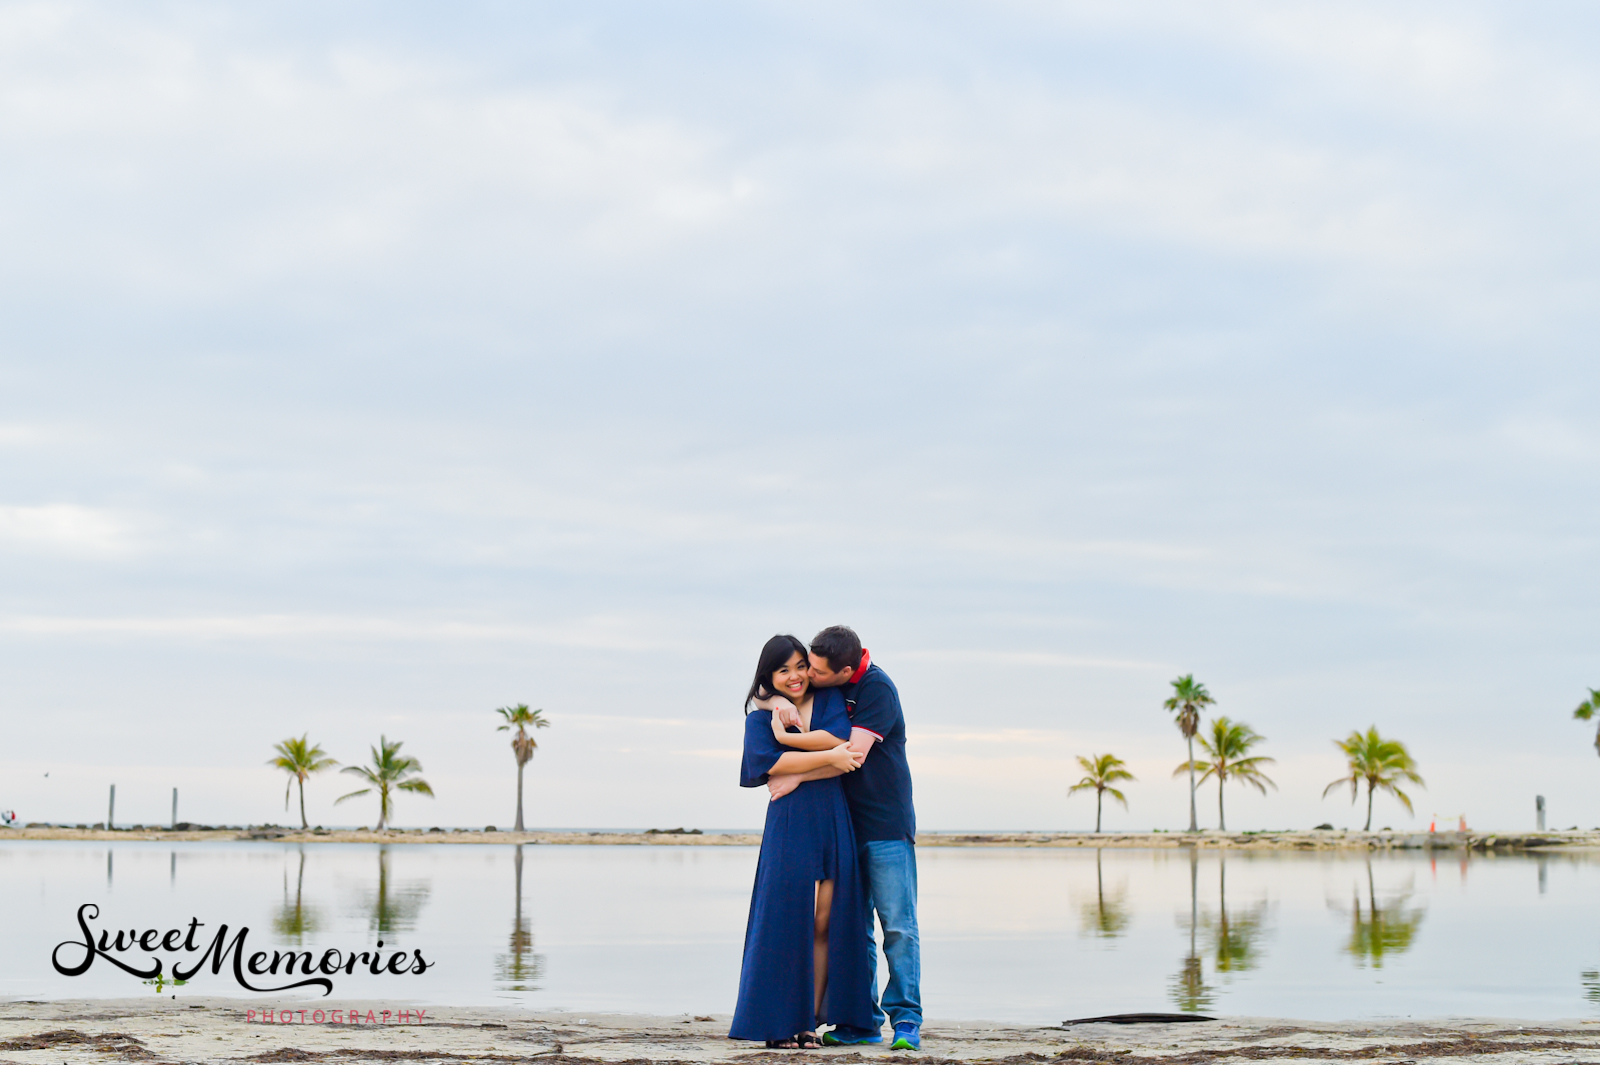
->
xmin=515 ymin=761 xmax=526 ymax=833
xmin=1095 ymin=789 xmax=1103 ymax=833
xmin=1364 ymin=781 xmax=1374 ymax=832
xmin=376 ymin=784 xmax=388 ymax=831
xmin=1217 ymin=773 xmax=1226 ymax=832
xmin=298 ymin=779 xmax=309 ymax=830
xmin=1186 ymin=734 xmax=1198 ymax=832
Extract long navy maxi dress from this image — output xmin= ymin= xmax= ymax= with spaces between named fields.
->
xmin=729 ymin=687 xmax=876 ymax=1041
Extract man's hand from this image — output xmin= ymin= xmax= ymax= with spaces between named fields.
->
xmin=771 ymin=697 xmax=802 ymax=730
xmin=767 ymin=774 xmax=802 ymax=801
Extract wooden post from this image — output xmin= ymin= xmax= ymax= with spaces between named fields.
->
xmin=107 ymin=784 xmax=115 ymax=830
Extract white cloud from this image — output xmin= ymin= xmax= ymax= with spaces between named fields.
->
xmin=0 ymin=611 xmax=688 ymax=650
xmin=0 ymin=505 xmax=140 ymax=555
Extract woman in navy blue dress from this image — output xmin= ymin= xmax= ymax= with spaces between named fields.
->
xmin=729 ymin=634 xmax=876 ymax=1049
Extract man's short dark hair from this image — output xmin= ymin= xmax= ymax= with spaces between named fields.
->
xmin=810 ymin=625 xmax=862 ymax=674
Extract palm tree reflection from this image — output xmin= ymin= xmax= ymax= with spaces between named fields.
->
xmin=273 ymin=847 xmax=320 ymax=941
xmin=1170 ymin=848 xmax=1214 ymax=1011
xmin=1172 ymin=851 xmax=1271 ymax=1011
xmin=1202 ymin=855 xmax=1268 ymax=973
xmin=360 ymin=846 xmax=432 ymax=937
xmin=1341 ymin=858 xmax=1423 ymax=968
xmin=495 ymin=844 xmax=546 ymax=991
xmin=1079 ymin=849 xmax=1131 ymax=938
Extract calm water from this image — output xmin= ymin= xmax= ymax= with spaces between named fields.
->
xmin=2 ymin=840 xmax=1597 ymax=1021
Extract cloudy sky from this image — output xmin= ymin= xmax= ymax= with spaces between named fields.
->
xmin=3 ymin=0 xmax=1599 ymax=833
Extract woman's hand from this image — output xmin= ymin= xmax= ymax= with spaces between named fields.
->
xmin=770 ymin=697 xmax=802 ymax=730
xmin=771 ymin=709 xmax=805 ymax=746
xmin=826 ymin=745 xmax=867 ymax=772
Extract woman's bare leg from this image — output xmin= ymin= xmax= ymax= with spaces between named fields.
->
xmin=813 ymin=879 xmax=834 ymax=1020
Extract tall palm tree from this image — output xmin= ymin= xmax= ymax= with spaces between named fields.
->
xmin=335 ymin=736 xmax=434 ymax=831
xmin=1323 ymin=727 xmax=1423 ymax=832
xmin=1068 ymin=753 xmax=1136 ymax=832
xmin=1174 ymin=716 xmax=1276 ymax=832
xmin=267 ymin=734 xmax=339 ymax=830
xmin=1164 ymin=675 xmax=1215 ymax=832
xmin=1574 ymin=689 xmax=1600 ymax=757
xmin=496 ymin=705 xmax=550 ymax=832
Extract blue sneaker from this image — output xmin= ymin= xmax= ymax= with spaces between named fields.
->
xmin=822 ymin=1025 xmax=883 ymax=1045
xmin=890 ymin=1022 xmax=921 ymax=1051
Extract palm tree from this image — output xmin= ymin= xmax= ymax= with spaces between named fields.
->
xmin=496 ymin=705 xmax=550 ymax=832
xmin=1574 ymin=689 xmax=1600 ymax=757
xmin=1164 ymin=675 xmax=1215 ymax=832
xmin=267 ymin=734 xmax=339 ymax=830
xmin=1174 ymin=716 xmax=1276 ymax=832
xmin=1068 ymin=753 xmax=1136 ymax=832
xmin=335 ymin=736 xmax=434 ymax=831
xmin=1323 ymin=727 xmax=1423 ymax=832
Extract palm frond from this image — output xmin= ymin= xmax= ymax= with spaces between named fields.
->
xmin=1384 ymin=785 xmax=1415 ymax=814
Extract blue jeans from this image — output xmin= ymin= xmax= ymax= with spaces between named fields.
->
xmin=861 ymin=839 xmax=922 ymax=1029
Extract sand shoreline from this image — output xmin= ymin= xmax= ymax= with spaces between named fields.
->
xmin=3 ymin=998 xmax=1598 ymax=1064
xmin=2 ymin=827 xmax=1594 ymax=850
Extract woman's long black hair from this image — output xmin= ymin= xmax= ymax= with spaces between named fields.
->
xmin=745 ymin=633 xmax=809 ymax=713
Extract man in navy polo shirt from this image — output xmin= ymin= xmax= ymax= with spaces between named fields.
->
xmin=767 ymin=625 xmax=920 ymax=1050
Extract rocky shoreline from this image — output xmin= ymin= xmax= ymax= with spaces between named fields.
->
xmin=3 ymin=826 xmax=1596 ymax=850
xmin=3 ymin=999 xmax=1600 ymax=1064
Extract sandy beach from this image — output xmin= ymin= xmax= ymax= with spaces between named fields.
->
xmin=3 ymin=827 xmax=1594 ymax=851
xmin=2 ymin=999 xmax=1598 ymax=1065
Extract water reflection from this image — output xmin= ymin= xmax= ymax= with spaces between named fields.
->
xmin=9 ymin=840 xmax=1600 ymax=1019
xmin=1202 ymin=856 xmax=1268 ymax=974
xmin=273 ymin=847 xmax=320 ymax=941
xmin=1170 ymin=848 xmax=1215 ymax=1011
xmin=494 ymin=844 xmax=546 ymax=991
xmin=1077 ymin=850 xmax=1131 ymax=938
xmin=1339 ymin=859 xmax=1424 ymax=968
xmin=356 ymin=846 xmax=431 ymax=938
xmin=1170 ymin=851 xmax=1271 ymax=1010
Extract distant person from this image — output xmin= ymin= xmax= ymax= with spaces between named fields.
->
xmin=728 ymin=634 xmax=876 ymax=1049
xmin=764 ymin=625 xmax=921 ymax=1052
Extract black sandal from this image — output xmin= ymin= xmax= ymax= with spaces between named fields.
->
xmin=765 ymin=1036 xmax=800 ymax=1049
xmin=797 ymin=1031 xmax=823 ymax=1049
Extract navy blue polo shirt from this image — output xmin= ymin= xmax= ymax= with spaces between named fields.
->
xmin=841 ymin=660 xmax=916 ymax=843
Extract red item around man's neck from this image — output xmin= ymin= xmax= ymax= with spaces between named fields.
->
xmin=850 ymin=648 xmax=871 ymax=682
